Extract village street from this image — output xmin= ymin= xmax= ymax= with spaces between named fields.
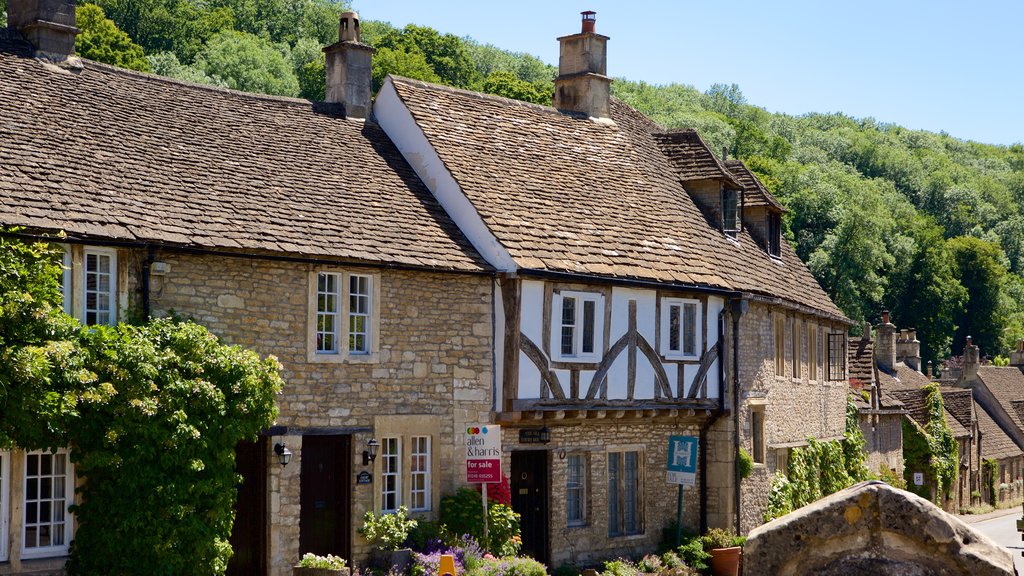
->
xmin=964 ymin=509 xmax=1024 ymax=574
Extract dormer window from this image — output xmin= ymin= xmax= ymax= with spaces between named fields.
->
xmin=722 ymin=188 xmax=740 ymax=237
xmin=768 ymin=213 xmax=781 ymax=257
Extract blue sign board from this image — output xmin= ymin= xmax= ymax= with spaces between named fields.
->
xmin=666 ymin=435 xmax=698 ymax=486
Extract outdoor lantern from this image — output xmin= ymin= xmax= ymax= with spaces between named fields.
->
xmin=274 ymin=442 xmax=292 ymax=467
xmin=363 ymin=438 xmax=379 ymax=466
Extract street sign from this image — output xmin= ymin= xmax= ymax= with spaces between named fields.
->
xmin=913 ymin=472 xmax=924 ymax=486
xmin=466 ymin=424 xmax=502 ymax=483
xmin=667 ymin=435 xmax=698 ymax=486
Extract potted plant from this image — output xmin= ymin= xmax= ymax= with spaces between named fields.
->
xmin=359 ymin=505 xmax=418 ymax=571
xmin=701 ymin=528 xmax=742 ymax=576
xmin=294 ymin=553 xmax=349 ymax=576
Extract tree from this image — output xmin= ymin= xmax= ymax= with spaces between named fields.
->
xmin=371 ymin=46 xmax=439 ymax=92
xmin=481 ymin=71 xmax=549 ymax=105
xmin=195 ymin=30 xmax=299 ymax=96
xmin=147 ymin=51 xmax=226 ymax=87
xmin=374 ymin=24 xmax=480 ymax=89
xmin=947 ymin=236 xmax=1009 ymax=356
xmin=75 ymin=4 xmax=151 ymax=72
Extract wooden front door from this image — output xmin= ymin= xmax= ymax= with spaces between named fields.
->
xmin=227 ymin=437 xmax=268 ymax=576
xmin=511 ymin=450 xmax=549 ymax=563
xmin=300 ymin=435 xmax=352 ymax=561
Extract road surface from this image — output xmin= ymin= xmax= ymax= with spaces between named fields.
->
xmin=969 ymin=511 xmax=1024 ymax=574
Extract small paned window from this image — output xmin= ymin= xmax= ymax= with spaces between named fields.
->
xmin=84 ymin=249 xmax=116 ymax=325
xmin=566 ymin=454 xmax=586 ymax=526
xmin=791 ymin=318 xmax=800 ymax=378
xmin=23 ymin=450 xmax=72 ymax=559
xmin=827 ymin=332 xmax=847 ymax=381
xmin=316 ymin=272 xmax=341 ymax=354
xmin=808 ymin=325 xmax=818 ymax=381
xmin=768 ymin=213 xmax=782 ymax=257
xmin=751 ymin=409 xmax=765 ymax=464
xmin=774 ymin=316 xmax=785 ymax=377
xmin=608 ymin=450 xmax=643 ymax=536
xmin=555 ymin=292 xmax=603 ymax=362
xmin=816 ymin=327 xmax=824 ymax=381
xmin=410 ymin=436 xmax=431 ymax=512
xmin=722 ymin=188 xmax=740 ymax=236
xmin=381 ymin=438 xmax=401 ymax=513
xmin=662 ymin=298 xmax=701 ymax=359
xmin=349 ymin=274 xmax=371 ymax=354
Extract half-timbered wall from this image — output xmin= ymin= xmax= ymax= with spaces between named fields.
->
xmin=510 ymin=280 xmax=722 ymax=408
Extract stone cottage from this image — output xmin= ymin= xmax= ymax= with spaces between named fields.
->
xmin=0 ymin=4 xmax=494 ymax=576
xmin=846 ymin=319 xmax=905 ymax=476
xmin=375 ymin=12 xmax=852 ymax=561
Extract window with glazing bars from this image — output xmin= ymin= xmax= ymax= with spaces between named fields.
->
xmin=827 ymin=333 xmax=847 ymax=381
xmin=316 ymin=272 xmax=340 ymax=354
xmin=774 ymin=316 xmax=786 ymax=377
xmin=84 ymin=250 xmax=115 ymax=325
xmin=768 ymin=213 xmax=782 ymax=257
xmin=722 ymin=188 xmax=740 ymax=236
xmin=23 ymin=451 xmax=70 ymax=556
xmin=381 ymin=438 xmax=401 ymax=512
xmin=559 ymin=293 xmax=599 ymax=359
xmin=566 ymin=453 xmax=586 ymax=525
xmin=349 ymin=274 xmax=371 ymax=354
xmin=410 ymin=436 xmax=430 ymax=511
xmin=608 ymin=451 xmax=642 ymax=536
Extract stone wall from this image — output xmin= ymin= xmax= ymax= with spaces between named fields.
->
xmin=148 ymin=250 xmax=494 ymax=576
xmin=500 ymin=420 xmax=705 ymax=567
xmin=736 ymin=302 xmax=849 ymax=532
xmin=860 ymin=413 xmax=903 ymax=474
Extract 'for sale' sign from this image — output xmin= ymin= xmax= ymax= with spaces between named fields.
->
xmin=466 ymin=424 xmax=502 ymax=483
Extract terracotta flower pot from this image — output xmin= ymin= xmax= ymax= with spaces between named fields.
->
xmin=709 ymin=546 xmax=741 ymax=576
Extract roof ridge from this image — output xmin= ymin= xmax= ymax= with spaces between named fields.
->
xmin=389 ymin=75 xmax=566 ymax=116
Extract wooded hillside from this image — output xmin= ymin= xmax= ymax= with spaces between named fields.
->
xmin=4 ymin=0 xmax=1022 ymax=365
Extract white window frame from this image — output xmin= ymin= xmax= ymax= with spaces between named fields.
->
xmin=348 ymin=274 xmax=372 ymax=355
xmin=552 ymin=291 xmax=604 ymax=363
xmin=566 ymin=453 xmax=587 ymax=526
xmin=315 ymin=272 xmax=342 ymax=355
xmin=409 ymin=436 xmax=431 ymax=512
xmin=660 ymin=297 xmax=702 ymax=360
xmin=0 ymin=450 xmax=9 ymax=562
xmin=83 ymin=247 xmax=117 ymax=326
xmin=381 ymin=437 xmax=401 ymax=513
xmin=21 ymin=449 xmax=74 ymax=560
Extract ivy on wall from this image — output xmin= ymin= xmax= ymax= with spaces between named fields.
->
xmin=764 ymin=398 xmax=873 ymax=521
xmin=902 ymin=383 xmax=959 ymax=504
xmin=983 ymin=458 xmax=998 ymax=506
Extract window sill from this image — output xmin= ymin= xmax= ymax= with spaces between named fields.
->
xmin=307 ymin=351 xmax=380 ymax=364
xmin=608 ymin=532 xmax=646 ymax=541
xmin=567 ymin=521 xmax=588 ymax=529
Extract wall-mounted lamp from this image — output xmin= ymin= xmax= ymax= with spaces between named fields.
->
xmin=274 ymin=442 xmax=292 ymax=467
xmin=362 ymin=438 xmax=379 ymax=466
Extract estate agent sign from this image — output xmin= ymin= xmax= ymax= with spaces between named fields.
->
xmin=466 ymin=424 xmax=502 ymax=483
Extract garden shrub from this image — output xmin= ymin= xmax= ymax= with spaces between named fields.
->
xmin=466 ymin=556 xmax=546 ymax=576
xmin=440 ymin=488 xmax=521 ymax=556
xmin=674 ymin=534 xmax=710 ymax=572
xmin=636 ymin=554 xmax=662 ymax=573
xmin=601 ymin=558 xmax=638 ymax=576
xmin=738 ymin=447 xmax=754 ymax=480
xmin=360 ymin=506 xmax=418 ymax=551
xmin=984 ymin=459 xmax=998 ymax=506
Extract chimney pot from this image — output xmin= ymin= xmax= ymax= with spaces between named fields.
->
xmin=581 ymin=10 xmax=597 ymax=33
xmin=338 ymin=11 xmax=360 ymax=43
xmin=323 ymin=10 xmax=374 ymax=118
xmin=881 ymin=310 xmax=891 ymax=325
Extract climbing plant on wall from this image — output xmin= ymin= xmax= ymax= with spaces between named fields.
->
xmin=902 ymin=383 xmax=958 ymax=504
xmin=764 ymin=397 xmax=873 ymax=521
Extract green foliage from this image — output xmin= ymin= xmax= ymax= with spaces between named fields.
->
xmin=439 ymin=488 xmax=522 ymax=556
xmin=195 ymin=30 xmax=299 ymax=96
xmin=359 ymin=506 xmax=418 ymax=551
xmin=466 ymin=556 xmax=547 ymax=576
xmin=76 ymin=4 xmax=151 ymax=72
xmin=878 ymin=464 xmax=906 ymax=490
xmin=948 ymin=236 xmax=1009 ymax=355
xmin=763 ymin=472 xmax=794 ymax=521
xmin=481 ymin=71 xmax=550 ymax=105
xmin=298 ymin=553 xmax=347 ymax=569
xmin=673 ymin=534 xmax=710 ymax=572
xmin=737 ymin=447 xmax=754 ymax=480
xmin=700 ymin=528 xmax=736 ymax=551
xmin=372 ymin=45 xmax=440 ymax=92
xmin=901 ymin=383 xmax=959 ymax=503
xmin=147 ymin=51 xmax=226 ymax=87
xmin=984 ymin=458 xmax=998 ymax=506
xmin=601 ymin=559 xmax=638 ymax=576
xmin=374 ymin=24 xmax=480 ymax=89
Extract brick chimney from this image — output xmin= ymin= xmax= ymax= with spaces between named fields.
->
xmin=553 ymin=11 xmax=612 ymax=119
xmin=896 ymin=328 xmax=921 ymax=372
xmin=961 ymin=336 xmax=980 ymax=384
xmin=875 ymin=310 xmax=897 ymax=373
xmin=7 ymin=0 xmax=80 ymax=61
xmin=1011 ymin=338 xmax=1024 ymax=367
xmin=323 ymin=11 xmax=374 ymax=118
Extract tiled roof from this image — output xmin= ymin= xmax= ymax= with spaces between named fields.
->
xmin=724 ymin=159 xmax=785 ymax=211
xmin=653 ymin=130 xmax=740 ymax=187
xmin=388 ymin=77 xmax=846 ymax=319
xmin=848 ymin=337 xmax=874 ymax=388
xmin=877 ymin=362 xmax=933 ymax=391
xmin=941 ymin=388 xmax=975 ymax=432
xmin=887 ymin=387 xmax=969 ymax=438
xmin=976 ymin=367 xmax=1024 ymax=432
xmin=0 ymin=34 xmax=487 ymax=271
xmin=976 ymin=400 xmax=1022 ymax=460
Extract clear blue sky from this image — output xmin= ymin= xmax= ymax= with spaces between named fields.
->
xmin=353 ymin=0 xmax=1023 ymax=146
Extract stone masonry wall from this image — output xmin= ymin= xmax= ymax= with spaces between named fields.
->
xmin=737 ymin=302 xmax=849 ymax=533
xmin=500 ymin=421 xmax=704 ymax=567
xmin=148 ymin=251 xmax=493 ymax=576
xmin=860 ymin=413 xmax=903 ymax=474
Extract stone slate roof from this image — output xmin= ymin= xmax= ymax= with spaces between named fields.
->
xmin=941 ymin=388 xmax=975 ymax=432
xmin=388 ymin=77 xmax=846 ymax=319
xmin=653 ymin=129 xmax=740 ymax=187
xmin=848 ymin=337 xmax=874 ymax=388
xmin=724 ymin=159 xmax=785 ymax=211
xmin=877 ymin=362 xmax=933 ymax=391
xmin=976 ymin=366 xmax=1024 ymax=433
xmin=887 ymin=388 xmax=969 ymax=439
xmin=975 ymin=400 xmax=1022 ymax=460
xmin=0 ymin=33 xmax=487 ymax=271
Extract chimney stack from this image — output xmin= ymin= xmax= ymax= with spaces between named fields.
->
xmin=961 ymin=336 xmax=980 ymax=384
xmin=553 ymin=11 xmax=612 ymax=119
xmin=7 ymin=0 xmax=80 ymax=61
xmin=875 ymin=310 xmax=897 ymax=372
xmin=896 ymin=328 xmax=922 ymax=372
xmin=323 ymin=11 xmax=374 ymax=118
xmin=1011 ymin=338 xmax=1024 ymax=367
